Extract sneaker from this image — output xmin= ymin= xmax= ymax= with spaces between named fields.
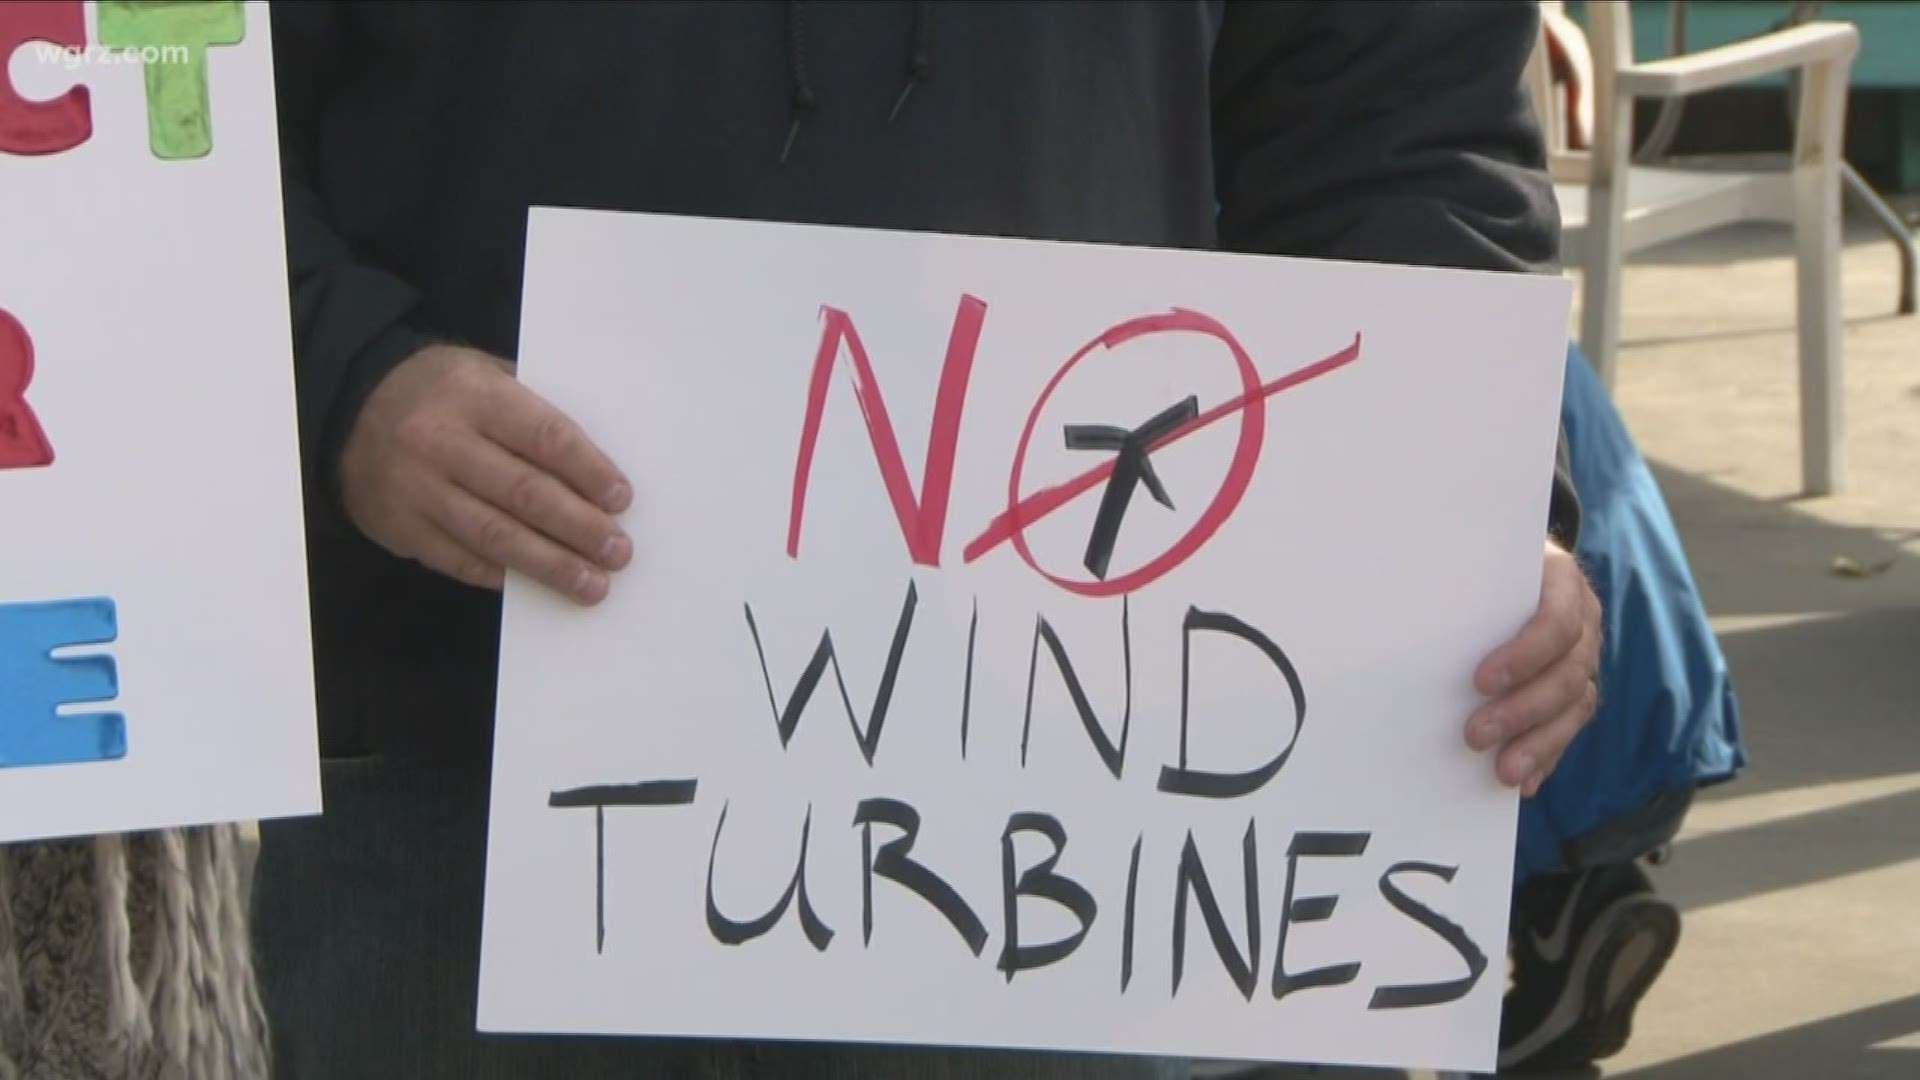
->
xmin=1497 ymin=860 xmax=1680 ymax=1072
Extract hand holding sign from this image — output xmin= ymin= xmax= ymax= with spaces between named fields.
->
xmin=1467 ymin=541 xmax=1603 ymax=797
xmin=339 ymin=344 xmax=635 ymax=604
xmin=478 ymin=210 xmax=1584 ymax=1072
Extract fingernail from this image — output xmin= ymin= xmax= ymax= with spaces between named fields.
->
xmin=599 ymin=534 xmax=631 ymax=569
xmin=603 ymin=482 xmax=632 ymax=513
xmin=1511 ymin=754 xmax=1539 ymax=786
xmin=574 ymin=567 xmax=608 ymax=602
xmin=1474 ymin=716 xmax=1502 ymax=746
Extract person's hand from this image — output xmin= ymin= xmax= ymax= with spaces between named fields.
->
xmin=338 ymin=344 xmax=633 ymax=604
xmin=1466 ymin=539 xmax=1602 ymax=797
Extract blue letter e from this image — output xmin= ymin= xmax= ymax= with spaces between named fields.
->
xmin=0 ymin=597 xmax=128 ymax=768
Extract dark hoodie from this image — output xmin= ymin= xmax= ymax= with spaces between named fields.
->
xmin=269 ymin=0 xmax=1578 ymax=765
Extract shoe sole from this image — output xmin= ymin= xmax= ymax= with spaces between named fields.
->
xmin=1500 ymin=896 xmax=1681 ymax=1073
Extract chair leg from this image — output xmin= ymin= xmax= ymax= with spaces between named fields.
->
xmin=1579 ymin=97 xmax=1633 ymax=391
xmin=1792 ymin=57 xmax=1851 ymax=496
xmin=1578 ymin=216 xmax=1624 ymax=389
xmin=1839 ymin=162 xmax=1918 ymax=316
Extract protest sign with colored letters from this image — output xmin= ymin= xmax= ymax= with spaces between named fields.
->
xmin=0 ymin=1 xmax=319 ymax=841
xmin=479 ymin=207 xmax=1571 ymax=1072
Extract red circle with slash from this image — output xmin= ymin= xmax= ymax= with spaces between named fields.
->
xmin=1002 ymin=310 xmax=1265 ymax=598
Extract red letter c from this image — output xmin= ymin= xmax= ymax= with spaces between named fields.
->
xmin=0 ymin=1 xmax=93 ymax=156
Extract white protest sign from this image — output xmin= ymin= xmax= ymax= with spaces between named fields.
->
xmin=480 ymin=208 xmax=1572 ymax=1073
xmin=0 ymin=1 xmax=319 ymax=841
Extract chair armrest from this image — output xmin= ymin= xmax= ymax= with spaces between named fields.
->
xmin=1616 ymin=22 xmax=1860 ymax=99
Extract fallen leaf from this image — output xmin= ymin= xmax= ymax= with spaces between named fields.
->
xmin=1831 ymin=555 xmax=1895 ymax=578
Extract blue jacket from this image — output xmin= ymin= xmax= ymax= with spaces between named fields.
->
xmin=1514 ymin=345 xmax=1747 ymax=882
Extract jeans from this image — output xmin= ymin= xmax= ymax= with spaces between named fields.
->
xmin=252 ymin=755 xmax=1190 ymax=1080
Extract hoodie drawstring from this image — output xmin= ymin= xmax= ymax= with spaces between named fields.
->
xmin=782 ymin=0 xmax=932 ymax=163
xmin=890 ymin=0 xmax=933 ymax=123
xmin=782 ymin=0 xmax=818 ymax=164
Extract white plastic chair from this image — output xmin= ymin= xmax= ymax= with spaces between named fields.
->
xmin=1530 ymin=1 xmax=1861 ymax=495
